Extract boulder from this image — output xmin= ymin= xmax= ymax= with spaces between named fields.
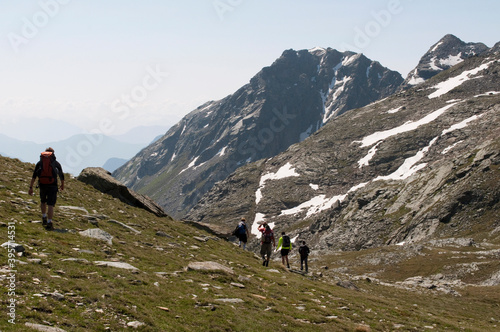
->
xmin=94 ymin=261 xmax=139 ymax=271
xmin=77 ymin=167 xmax=168 ymax=218
xmin=79 ymin=228 xmax=113 ymax=246
xmin=186 ymin=261 xmax=233 ymax=274
xmin=1 ymin=242 xmax=25 ymax=253
xmin=25 ymin=322 xmax=67 ymax=332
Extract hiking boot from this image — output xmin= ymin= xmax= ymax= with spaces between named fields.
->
xmin=45 ymin=222 xmax=54 ymax=231
xmin=265 ymin=260 xmax=269 ymax=267
xmin=42 ymin=216 xmax=48 ymax=226
xmin=287 ymin=264 xmax=290 ymax=269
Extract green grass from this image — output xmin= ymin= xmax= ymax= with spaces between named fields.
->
xmin=1 ymin=155 xmax=500 ymax=331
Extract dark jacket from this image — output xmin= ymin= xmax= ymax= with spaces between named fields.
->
xmin=299 ymin=244 xmax=310 ymax=258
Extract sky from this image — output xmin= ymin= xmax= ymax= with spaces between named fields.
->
xmin=1 ymin=0 xmax=499 ymax=140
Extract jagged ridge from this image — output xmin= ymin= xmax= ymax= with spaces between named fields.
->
xmin=186 ymin=47 xmax=500 ymax=254
xmin=113 ymin=48 xmax=403 ymax=218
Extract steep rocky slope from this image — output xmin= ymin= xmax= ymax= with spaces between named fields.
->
xmin=113 ymin=48 xmax=402 ymax=218
xmin=186 ymin=47 xmax=500 ymax=255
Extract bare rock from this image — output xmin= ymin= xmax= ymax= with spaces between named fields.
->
xmin=79 ymin=228 xmax=113 ymax=246
xmin=215 ymin=298 xmax=244 ymax=303
xmin=77 ymin=167 xmax=168 ymax=218
xmin=186 ymin=261 xmax=233 ymax=274
xmin=336 ymin=280 xmax=359 ymax=291
xmin=127 ymin=321 xmax=145 ymax=328
xmin=25 ymin=322 xmax=67 ymax=332
xmin=94 ymin=261 xmax=139 ymax=271
xmin=1 ymin=242 xmax=25 ymax=253
xmin=107 ymin=219 xmax=141 ymax=234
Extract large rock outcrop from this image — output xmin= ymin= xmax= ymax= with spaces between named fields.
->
xmin=77 ymin=167 xmax=168 ymax=218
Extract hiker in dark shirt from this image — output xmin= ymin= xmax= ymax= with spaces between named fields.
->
xmin=28 ymin=147 xmax=64 ymax=230
xmin=298 ymin=241 xmax=310 ymax=272
xmin=234 ymin=217 xmax=250 ymax=250
xmin=258 ymin=223 xmax=275 ymax=267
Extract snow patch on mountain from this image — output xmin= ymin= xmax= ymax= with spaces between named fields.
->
xmin=430 ymin=41 xmax=444 ymax=53
xmin=280 ymin=182 xmax=369 ymax=218
xmin=428 ymin=60 xmax=494 ymax=99
xmin=357 ymin=103 xmax=457 ymax=148
xmin=217 ymin=146 xmax=227 ymax=157
xmin=474 ymin=91 xmax=500 ymax=98
xmin=442 ymin=141 xmax=463 ymax=154
xmin=255 ymin=162 xmax=299 ymax=204
xmin=309 ymin=184 xmax=319 ymax=190
xmin=387 ymin=106 xmax=403 ymax=114
xmin=251 ymin=213 xmax=275 ymax=238
xmin=441 ymin=114 xmax=482 ymax=135
xmin=280 ymin=194 xmax=346 ymax=217
xmin=375 ymin=137 xmax=437 ymax=181
xmin=283 ymin=105 xmax=486 ymax=218
xmin=358 ymin=142 xmax=382 ymax=168
xmin=438 ymin=53 xmax=463 ymax=67
xmin=179 ymin=156 xmax=200 ymax=174
xmin=407 ymin=69 xmax=425 ymax=85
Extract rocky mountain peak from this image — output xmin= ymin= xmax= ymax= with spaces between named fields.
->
xmin=114 ymin=48 xmax=402 ymax=218
xmin=402 ymin=34 xmax=489 ymax=87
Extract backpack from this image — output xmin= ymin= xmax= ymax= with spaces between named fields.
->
xmin=282 ymin=235 xmax=291 ymax=248
xmin=237 ymin=223 xmax=246 ymax=235
xmin=38 ymin=151 xmax=57 ymax=185
xmin=299 ymin=245 xmax=310 ymax=257
xmin=263 ymin=230 xmax=273 ymax=243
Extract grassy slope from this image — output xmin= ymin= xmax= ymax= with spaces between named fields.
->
xmin=1 ymin=156 xmax=499 ymax=331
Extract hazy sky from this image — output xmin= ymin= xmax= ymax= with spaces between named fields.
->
xmin=1 ymin=0 xmax=499 ymax=136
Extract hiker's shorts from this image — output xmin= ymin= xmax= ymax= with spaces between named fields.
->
xmin=39 ymin=184 xmax=58 ymax=206
xmin=260 ymin=243 xmax=272 ymax=259
xmin=280 ymin=249 xmax=290 ymax=257
xmin=238 ymin=234 xmax=248 ymax=243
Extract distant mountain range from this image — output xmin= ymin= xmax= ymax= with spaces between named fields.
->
xmin=0 ymin=124 xmax=168 ymax=174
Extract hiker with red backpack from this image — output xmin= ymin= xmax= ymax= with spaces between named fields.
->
xmin=258 ymin=222 xmax=275 ymax=267
xmin=28 ymin=148 xmax=64 ymax=230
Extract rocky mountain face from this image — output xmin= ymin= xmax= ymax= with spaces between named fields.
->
xmin=402 ymin=34 xmax=489 ymax=88
xmin=113 ymin=48 xmax=403 ymax=218
xmin=186 ymin=49 xmax=500 ymax=254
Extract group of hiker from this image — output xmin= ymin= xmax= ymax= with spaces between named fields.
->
xmin=29 ymin=148 xmax=311 ymax=271
xmin=233 ymin=217 xmax=310 ymax=272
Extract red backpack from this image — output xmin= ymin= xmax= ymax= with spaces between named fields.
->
xmin=38 ymin=151 xmax=57 ymax=185
xmin=263 ymin=229 xmax=273 ymax=243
